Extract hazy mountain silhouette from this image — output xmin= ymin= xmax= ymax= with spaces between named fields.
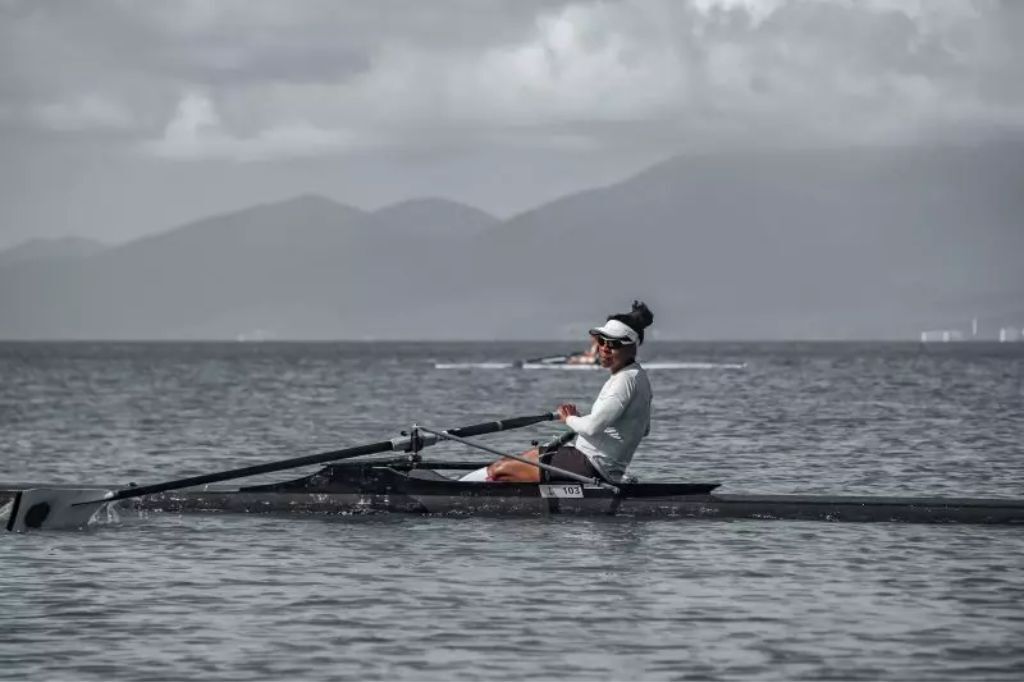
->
xmin=0 ymin=141 xmax=1021 ymax=340
xmin=469 ymin=141 xmax=1024 ymax=339
xmin=0 ymin=236 xmax=106 ymax=267
xmin=0 ymin=194 xmax=499 ymax=339
xmin=369 ymin=198 xmax=499 ymax=239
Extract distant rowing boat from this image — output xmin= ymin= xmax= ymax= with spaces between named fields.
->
xmin=434 ymin=361 xmax=748 ymax=370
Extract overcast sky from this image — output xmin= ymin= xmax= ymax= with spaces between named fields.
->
xmin=1 ymin=0 xmax=1021 ymax=249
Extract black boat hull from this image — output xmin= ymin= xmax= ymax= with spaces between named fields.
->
xmin=4 ymin=464 xmax=1024 ymax=524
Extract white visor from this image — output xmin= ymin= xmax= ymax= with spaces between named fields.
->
xmin=589 ymin=319 xmax=639 ymax=345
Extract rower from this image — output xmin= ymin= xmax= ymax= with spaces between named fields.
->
xmin=460 ymin=301 xmax=654 ymax=483
xmin=565 ymin=339 xmax=600 ymax=365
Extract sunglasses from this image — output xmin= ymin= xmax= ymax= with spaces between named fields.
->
xmin=594 ymin=336 xmax=630 ymax=350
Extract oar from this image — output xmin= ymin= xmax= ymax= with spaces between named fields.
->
xmin=5 ymin=411 xmax=556 ymax=532
xmin=517 ymin=350 xmax=599 ymax=367
xmin=518 ymin=354 xmax=569 ymax=366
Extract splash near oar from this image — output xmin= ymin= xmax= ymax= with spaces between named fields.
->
xmin=4 ymin=411 xmax=556 ymax=532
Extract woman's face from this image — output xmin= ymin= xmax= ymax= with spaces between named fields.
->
xmin=594 ymin=335 xmax=635 ymax=370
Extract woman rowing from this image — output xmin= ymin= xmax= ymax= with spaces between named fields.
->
xmin=564 ymin=338 xmax=600 ymax=365
xmin=461 ymin=301 xmax=654 ymax=484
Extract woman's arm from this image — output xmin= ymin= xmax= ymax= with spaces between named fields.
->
xmin=564 ymin=376 xmax=635 ymax=437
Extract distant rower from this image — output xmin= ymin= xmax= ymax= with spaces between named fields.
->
xmin=462 ymin=301 xmax=654 ymax=483
xmin=564 ymin=338 xmax=600 ymax=365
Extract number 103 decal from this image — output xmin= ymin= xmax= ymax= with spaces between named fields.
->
xmin=539 ymin=484 xmax=584 ymax=498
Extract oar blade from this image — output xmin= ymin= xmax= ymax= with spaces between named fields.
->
xmin=4 ymin=488 xmax=110 ymax=532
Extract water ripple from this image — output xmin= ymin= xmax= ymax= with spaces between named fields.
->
xmin=2 ymin=341 xmax=1023 ymax=680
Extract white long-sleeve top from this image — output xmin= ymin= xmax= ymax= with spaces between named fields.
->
xmin=565 ymin=362 xmax=652 ymax=481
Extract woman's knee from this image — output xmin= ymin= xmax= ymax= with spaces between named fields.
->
xmin=487 ymin=449 xmax=540 ymax=482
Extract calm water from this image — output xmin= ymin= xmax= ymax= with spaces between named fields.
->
xmin=2 ymin=341 xmax=1023 ymax=681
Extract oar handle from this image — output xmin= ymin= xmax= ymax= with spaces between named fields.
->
xmin=539 ymin=429 xmax=576 ymax=454
xmin=447 ymin=412 xmax=557 ymax=438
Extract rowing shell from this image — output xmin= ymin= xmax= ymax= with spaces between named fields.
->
xmin=5 ymin=463 xmax=1023 ymax=525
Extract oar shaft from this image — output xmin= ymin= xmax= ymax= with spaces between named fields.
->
xmin=106 ymin=440 xmax=396 ymax=501
xmin=523 ymin=354 xmax=569 ymax=364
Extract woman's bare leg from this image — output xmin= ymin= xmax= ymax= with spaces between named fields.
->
xmin=486 ymin=448 xmax=541 ymax=482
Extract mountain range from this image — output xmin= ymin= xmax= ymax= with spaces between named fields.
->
xmin=1 ymin=142 xmax=1021 ymax=340
xmin=0 ymin=236 xmax=107 ymax=268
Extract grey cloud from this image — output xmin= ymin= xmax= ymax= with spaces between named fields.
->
xmin=3 ymin=1 xmax=1022 ymax=143
xmin=1 ymin=0 xmax=1022 ymax=247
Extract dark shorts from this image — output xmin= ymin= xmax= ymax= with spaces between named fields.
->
xmin=540 ymin=446 xmax=604 ymax=482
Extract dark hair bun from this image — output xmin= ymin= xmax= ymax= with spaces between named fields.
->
xmin=607 ymin=300 xmax=654 ymax=343
xmin=627 ymin=300 xmax=654 ymax=331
